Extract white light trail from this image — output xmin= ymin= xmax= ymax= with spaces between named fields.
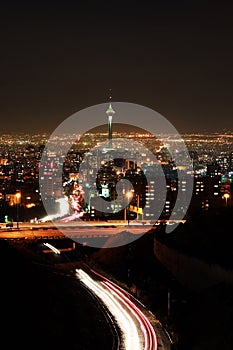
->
xmin=90 ymin=269 xmax=157 ymax=350
xmin=40 ymin=197 xmax=70 ymax=222
xmin=43 ymin=242 xmax=60 ymax=254
xmin=76 ymin=269 xmax=142 ymax=350
xmin=103 ymin=281 xmax=157 ymax=350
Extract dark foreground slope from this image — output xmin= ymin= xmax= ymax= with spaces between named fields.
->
xmin=0 ymin=239 xmax=112 ymax=350
xmin=156 ymin=205 xmax=233 ymax=269
xmin=153 ymin=205 xmax=233 ymax=350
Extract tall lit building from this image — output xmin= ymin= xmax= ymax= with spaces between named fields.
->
xmin=105 ymin=97 xmax=115 ymax=149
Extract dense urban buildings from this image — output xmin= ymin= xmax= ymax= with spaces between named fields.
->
xmin=0 ymin=128 xmax=232 ymax=224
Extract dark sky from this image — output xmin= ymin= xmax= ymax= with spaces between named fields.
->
xmin=0 ymin=1 xmax=233 ymax=134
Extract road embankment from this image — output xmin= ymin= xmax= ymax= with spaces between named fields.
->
xmin=154 ymin=236 xmax=233 ymax=290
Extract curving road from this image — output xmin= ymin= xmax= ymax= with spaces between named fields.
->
xmin=4 ymin=237 xmax=171 ymax=349
xmin=76 ymin=268 xmax=158 ymax=350
xmin=41 ymin=242 xmax=171 ymax=349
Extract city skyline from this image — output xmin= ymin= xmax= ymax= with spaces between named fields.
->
xmin=0 ymin=1 xmax=233 ymax=134
xmin=1 ymin=3 xmax=233 ymax=350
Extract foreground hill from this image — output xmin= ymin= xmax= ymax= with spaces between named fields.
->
xmin=156 ymin=205 xmax=233 ymax=269
xmin=0 ymin=239 xmax=113 ymax=350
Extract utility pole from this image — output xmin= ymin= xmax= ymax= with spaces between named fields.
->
xmin=167 ymin=288 xmax=171 ymax=317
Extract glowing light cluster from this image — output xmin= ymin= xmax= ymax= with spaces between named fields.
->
xmin=40 ymin=197 xmax=70 ymax=222
xmin=40 ymin=182 xmax=85 ymax=223
xmin=62 ymin=182 xmax=85 ymax=222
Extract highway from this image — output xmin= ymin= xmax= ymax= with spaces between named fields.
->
xmin=76 ymin=268 xmax=158 ymax=350
xmin=43 ymin=242 xmax=171 ymax=349
xmin=0 ymin=220 xmax=149 ymax=242
xmin=0 ymin=226 xmax=144 ymax=240
xmin=0 ymin=219 xmax=184 ymax=240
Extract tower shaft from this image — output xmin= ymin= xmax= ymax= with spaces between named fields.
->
xmin=106 ymin=101 xmax=115 ymax=149
xmin=108 ymin=115 xmax=112 ymax=148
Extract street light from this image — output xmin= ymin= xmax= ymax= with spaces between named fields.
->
xmin=15 ymin=192 xmax=21 ymax=229
xmin=124 ymin=191 xmax=133 ymax=225
xmin=222 ymin=193 xmax=230 ymax=206
xmin=136 ymin=194 xmax=140 ymax=220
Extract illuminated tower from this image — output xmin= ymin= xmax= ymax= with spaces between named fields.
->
xmin=106 ymin=96 xmax=115 ymax=149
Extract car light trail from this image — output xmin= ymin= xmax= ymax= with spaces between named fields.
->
xmin=102 ymin=280 xmax=149 ymax=349
xmin=90 ymin=268 xmax=157 ymax=350
xmin=102 ymin=281 xmax=157 ymax=350
xmin=76 ymin=269 xmax=142 ymax=350
xmin=43 ymin=242 xmax=60 ymax=254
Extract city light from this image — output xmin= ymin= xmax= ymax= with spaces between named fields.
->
xmin=125 ymin=191 xmax=133 ymax=225
xmin=126 ymin=191 xmax=133 ymax=200
xmin=15 ymin=192 xmax=21 ymax=229
xmin=222 ymin=193 xmax=230 ymax=206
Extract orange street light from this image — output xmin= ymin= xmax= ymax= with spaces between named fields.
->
xmin=15 ymin=192 xmax=21 ymax=229
xmin=15 ymin=192 xmax=21 ymax=201
xmin=126 ymin=191 xmax=133 ymax=201
xmin=222 ymin=193 xmax=230 ymax=206
xmin=125 ymin=191 xmax=133 ymax=225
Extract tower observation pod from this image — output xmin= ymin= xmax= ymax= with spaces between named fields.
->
xmin=106 ymin=100 xmax=115 ymax=149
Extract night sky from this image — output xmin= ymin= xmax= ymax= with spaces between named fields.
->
xmin=0 ymin=1 xmax=233 ymax=134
